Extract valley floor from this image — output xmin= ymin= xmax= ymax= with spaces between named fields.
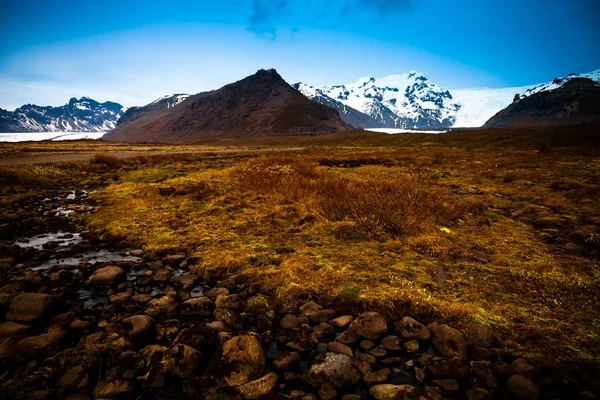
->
xmin=0 ymin=129 xmax=599 ymax=398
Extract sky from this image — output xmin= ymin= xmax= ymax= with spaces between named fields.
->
xmin=0 ymin=0 xmax=599 ymax=110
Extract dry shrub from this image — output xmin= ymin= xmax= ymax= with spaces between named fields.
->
xmin=234 ymin=155 xmax=319 ymax=200
xmin=0 ymin=165 xmax=64 ymax=188
xmin=318 ymin=177 xmax=471 ymax=239
xmin=91 ymin=153 xmax=124 ymax=169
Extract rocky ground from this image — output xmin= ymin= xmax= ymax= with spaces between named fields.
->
xmin=0 ymin=181 xmax=597 ymax=400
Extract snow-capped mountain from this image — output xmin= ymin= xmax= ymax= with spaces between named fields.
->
xmin=0 ymin=97 xmax=125 ymax=133
xmin=116 ymin=93 xmax=191 ymax=126
xmin=515 ymin=69 xmax=600 ymax=101
xmin=294 ymin=72 xmax=540 ymax=129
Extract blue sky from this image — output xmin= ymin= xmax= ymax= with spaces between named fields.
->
xmin=1 ymin=0 xmax=599 ymax=109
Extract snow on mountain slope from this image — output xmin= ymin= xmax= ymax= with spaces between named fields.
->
xmin=517 ymin=69 xmax=600 ymax=100
xmin=0 ymin=97 xmax=125 ymax=133
xmin=450 ymin=85 xmax=535 ymax=128
xmin=149 ymin=94 xmax=191 ymax=108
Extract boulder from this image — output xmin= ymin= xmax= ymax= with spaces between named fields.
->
xmin=329 ymin=315 xmax=354 ymax=329
xmin=209 ymin=334 xmax=267 ymax=386
xmin=180 ymin=296 xmax=214 ymax=316
xmin=348 ymin=312 xmax=388 ymax=340
xmin=395 ymin=317 xmax=430 ymax=341
xmin=205 ymin=287 xmax=230 ymax=299
xmin=89 ymin=266 xmax=125 ymax=286
xmin=237 ymin=372 xmax=278 ymax=399
xmin=162 ymin=254 xmax=186 ymax=267
xmin=12 ymin=330 xmax=68 ymax=362
xmin=93 ymin=380 xmax=133 ymax=398
xmin=122 ymin=315 xmax=155 ymax=341
xmin=327 ymin=342 xmax=353 ymax=357
xmin=463 ymin=323 xmax=495 ymax=347
xmin=303 ymin=352 xmax=360 ymax=389
xmin=370 ymin=384 xmax=417 ymax=400
xmin=57 ymin=365 xmax=88 ymax=391
xmin=6 ymin=293 xmax=56 ymax=323
xmin=511 ymin=358 xmax=536 ymax=379
xmin=507 ymin=374 xmax=540 ymax=400
xmin=272 ymin=351 xmax=301 ymax=372
xmin=162 ymin=343 xmax=204 ymax=378
xmin=281 ymin=314 xmax=309 ymax=329
xmin=429 ymin=322 xmax=467 ymax=359
xmin=0 ymin=321 xmax=30 ymax=337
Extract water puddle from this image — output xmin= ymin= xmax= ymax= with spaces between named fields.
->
xmin=190 ymin=287 xmax=204 ymax=297
xmin=15 ymin=232 xmax=82 ymax=250
xmin=32 ymin=249 xmax=143 ymax=273
xmin=77 ymin=288 xmax=109 ymax=310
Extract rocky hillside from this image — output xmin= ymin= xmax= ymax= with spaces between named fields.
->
xmin=105 ymin=69 xmax=353 ymax=143
xmin=116 ymin=94 xmax=191 ymax=126
xmin=0 ymin=97 xmax=124 ymax=132
xmin=485 ymin=71 xmax=600 ymax=128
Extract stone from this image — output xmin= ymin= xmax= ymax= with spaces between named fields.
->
xmin=342 ymin=396 xmax=362 ymax=400
xmin=214 ymin=308 xmax=244 ymax=329
xmin=428 ymin=322 xmax=467 ymax=359
xmin=426 ymin=356 xmax=470 ymax=378
xmin=93 ymin=380 xmax=133 ymax=398
xmin=162 ymin=254 xmax=186 ymax=267
xmin=216 ymin=294 xmax=246 ymax=310
xmin=209 ymin=334 xmax=267 ymax=387
xmin=57 ymin=365 xmax=88 ymax=391
xmin=414 ymin=368 xmax=425 ymax=383
xmin=511 ymin=358 xmax=536 ymax=379
xmin=369 ymin=348 xmax=387 ymax=358
xmin=205 ymin=287 xmax=230 ymax=299
xmin=237 ymin=372 xmax=278 ymax=399
xmin=395 ymin=317 xmax=430 ymax=341
xmin=360 ymin=340 xmax=375 ymax=350
xmin=299 ymin=301 xmax=323 ymax=316
xmin=329 ymin=315 xmax=354 ymax=329
xmin=492 ymin=361 xmax=513 ymax=380
xmin=363 ymin=368 xmax=390 ymax=384
xmin=0 ymin=321 xmax=29 ymax=336
xmin=404 ymin=340 xmax=419 ymax=353
xmin=217 ymin=278 xmax=236 ymax=289
xmin=327 ymin=342 xmax=353 ymax=357
xmin=318 ymin=383 xmax=337 ymax=400
xmin=348 ymin=312 xmax=388 ymax=340
xmin=424 ymin=386 xmax=442 ymax=400
xmin=89 ymin=266 xmax=125 ymax=286
xmin=433 ymin=378 xmax=459 ymax=391
xmin=6 ymin=293 xmax=56 ymax=323
xmin=122 ymin=315 xmax=154 ymax=340
xmin=303 ymin=352 xmax=361 ymax=389
xmin=12 ymin=330 xmax=68 ymax=362
xmin=337 ymin=330 xmax=358 ymax=344
xmin=360 ymin=353 xmax=376 ymax=364
xmin=369 ymin=384 xmax=416 ymax=400
xmin=180 ymin=296 xmax=214 ymax=316
xmin=471 ymin=361 xmax=498 ymax=388
xmin=281 ymin=314 xmax=309 ymax=329
xmin=564 ymin=242 xmax=582 ymax=254
xmin=507 ymin=374 xmax=540 ymax=400
xmin=466 ymin=388 xmax=494 ymax=400
xmin=463 ymin=323 xmax=495 ymax=347
xmin=162 ymin=344 xmax=203 ymax=378
xmin=272 ymin=351 xmax=301 ymax=372
xmin=310 ymin=309 xmax=337 ymax=323
xmin=379 ymin=335 xmax=402 ymax=351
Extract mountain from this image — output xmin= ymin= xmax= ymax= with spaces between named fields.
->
xmin=294 ymin=72 xmax=537 ymax=129
xmin=104 ymin=69 xmax=353 ymax=143
xmin=117 ymin=94 xmax=191 ymax=125
xmin=485 ymin=70 xmax=600 ymax=128
xmin=0 ymin=97 xmax=125 ymax=132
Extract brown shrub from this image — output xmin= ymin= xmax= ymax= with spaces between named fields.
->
xmin=91 ymin=153 xmax=124 ymax=169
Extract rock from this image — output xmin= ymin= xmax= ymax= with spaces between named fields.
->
xmin=511 ymin=358 xmax=536 ymax=379
xmin=205 ymin=287 xmax=230 ymax=299
xmin=89 ymin=266 xmax=125 ymax=286
xmin=314 ymin=322 xmax=335 ymax=336
xmin=162 ymin=343 xmax=203 ymax=378
xmin=0 ymin=321 xmax=29 ymax=336
xmin=471 ymin=361 xmax=498 ymax=388
xmin=433 ymin=378 xmax=459 ymax=391
xmin=12 ymin=330 xmax=68 ymax=362
xmin=215 ymin=308 xmax=244 ymax=329
xmin=428 ymin=322 xmax=467 ymax=359
xmin=369 ymin=384 xmax=416 ymax=400
xmin=180 ymin=296 xmax=214 ymax=316
xmin=6 ymin=293 xmax=56 ymax=323
xmin=318 ymin=383 xmax=337 ymax=400
xmin=130 ymin=249 xmax=144 ymax=257
xmin=355 ymin=360 xmax=372 ymax=375
xmin=463 ymin=324 xmax=495 ymax=347
xmin=281 ymin=314 xmax=309 ymax=329
xmin=303 ymin=352 xmax=361 ymax=389
xmin=360 ymin=340 xmax=374 ymax=350
xmin=579 ymin=391 xmax=595 ymax=400
xmin=379 ymin=335 xmax=402 ymax=351
xmin=299 ymin=301 xmax=323 ymax=316
xmin=0 ymin=336 xmax=20 ymax=359
xmin=426 ymin=356 xmax=470 ymax=378
xmin=424 ymin=386 xmax=442 ymax=400
xmin=507 ymin=374 xmax=540 ymax=400
xmin=122 ymin=315 xmax=154 ymax=340
xmin=395 ymin=317 xmax=430 ymax=341
xmin=369 ymin=348 xmax=387 ymax=358
xmin=57 ymin=365 xmax=88 ymax=391
xmin=209 ymin=333 xmax=266 ymax=386
xmin=348 ymin=312 xmax=388 ymax=340
xmin=564 ymin=242 xmax=582 ymax=254
xmin=272 ymin=351 xmax=301 ymax=372
xmin=93 ymin=380 xmax=133 ymax=398
xmin=156 ymin=319 xmax=181 ymax=336
xmin=337 ymin=330 xmax=358 ymax=344
xmin=363 ymin=368 xmax=390 ymax=384
xmin=327 ymin=342 xmax=353 ymax=357
xmin=329 ymin=315 xmax=354 ymax=329
xmin=237 ymin=372 xmax=278 ymax=399
xmin=466 ymin=388 xmax=494 ymax=400
xmin=342 ymin=396 xmax=362 ymax=400
xmin=414 ymin=367 xmax=425 ymax=383
xmin=310 ymin=309 xmax=337 ymax=323
xmin=359 ymin=353 xmax=376 ymax=364
xmin=162 ymin=254 xmax=186 ymax=267
xmin=216 ymin=294 xmax=246 ymax=310
xmin=492 ymin=361 xmax=512 ymax=380
xmin=403 ymin=340 xmax=419 ymax=353
xmin=217 ymin=278 xmax=236 ymax=289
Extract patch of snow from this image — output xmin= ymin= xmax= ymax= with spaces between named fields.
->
xmin=365 ymin=128 xmax=446 ymax=134
xmin=0 ymin=131 xmax=106 ymax=142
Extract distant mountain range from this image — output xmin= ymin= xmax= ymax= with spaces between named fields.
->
xmin=104 ymin=69 xmax=352 ymax=143
xmin=0 ymin=97 xmax=124 ymax=132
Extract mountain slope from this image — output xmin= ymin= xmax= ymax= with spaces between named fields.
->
xmin=0 ymin=97 xmax=124 ymax=132
xmin=484 ymin=74 xmax=600 ymax=128
xmin=104 ymin=69 xmax=353 ymax=143
xmin=117 ymin=94 xmax=191 ymax=125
